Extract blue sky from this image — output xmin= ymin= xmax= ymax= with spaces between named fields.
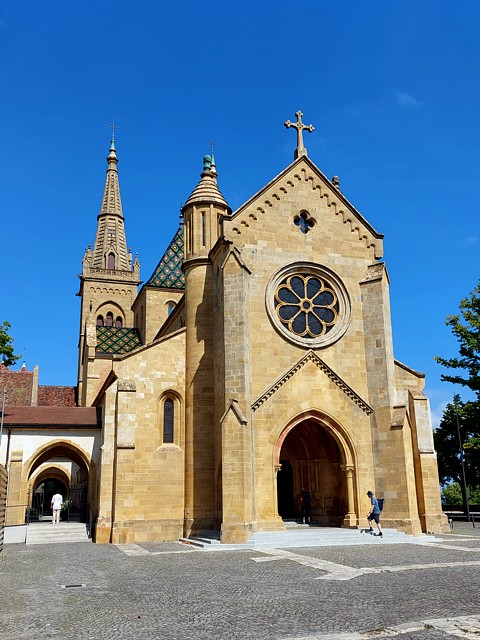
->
xmin=0 ymin=2 xmax=478 ymax=426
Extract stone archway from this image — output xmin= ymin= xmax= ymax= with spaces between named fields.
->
xmin=21 ymin=441 xmax=93 ymax=524
xmin=27 ymin=466 xmax=71 ymax=522
xmin=274 ymin=414 xmax=357 ymax=527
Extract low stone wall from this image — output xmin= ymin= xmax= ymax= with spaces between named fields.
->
xmin=0 ymin=464 xmax=7 ymax=553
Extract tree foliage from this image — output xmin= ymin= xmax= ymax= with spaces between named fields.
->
xmin=435 ymin=279 xmax=480 ymax=399
xmin=0 ymin=321 xmax=22 ymax=367
xmin=441 ymin=482 xmax=480 ymax=506
xmin=434 ymin=395 xmax=480 ymax=512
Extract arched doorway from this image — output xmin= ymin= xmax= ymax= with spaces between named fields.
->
xmin=31 ymin=478 xmax=69 ymax=522
xmin=25 ymin=442 xmax=91 ymax=523
xmin=276 ymin=418 xmax=348 ymax=526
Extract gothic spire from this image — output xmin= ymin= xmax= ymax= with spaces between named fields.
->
xmin=89 ymin=135 xmax=132 ymax=271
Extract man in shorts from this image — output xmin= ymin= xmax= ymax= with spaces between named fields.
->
xmin=367 ymin=490 xmax=383 ymax=537
xmin=51 ymin=491 xmax=63 ymax=524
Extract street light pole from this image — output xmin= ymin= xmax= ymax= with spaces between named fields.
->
xmin=0 ymin=386 xmax=6 ymax=450
xmin=454 ymin=398 xmax=471 ymax=522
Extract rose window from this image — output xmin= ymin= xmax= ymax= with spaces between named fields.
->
xmin=274 ymin=274 xmax=340 ymax=338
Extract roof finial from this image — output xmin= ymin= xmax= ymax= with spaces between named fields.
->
xmin=107 ymin=119 xmax=120 ymax=151
xmin=284 ymin=110 xmax=315 ymax=159
xmin=206 ymin=138 xmax=219 ymax=171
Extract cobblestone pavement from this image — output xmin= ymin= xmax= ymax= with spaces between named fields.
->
xmin=1 ymin=531 xmax=480 ymax=640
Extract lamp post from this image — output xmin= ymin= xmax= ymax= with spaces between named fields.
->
xmin=454 ymin=397 xmax=471 ymax=522
xmin=0 ymin=386 xmax=6 ymax=450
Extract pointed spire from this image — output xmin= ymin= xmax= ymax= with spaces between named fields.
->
xmin=182 ymin=155 xmax=230 ymax=213
xmin=90 ymin=135 xmax=132 ymax=271
xmin=100 ymin=130 xmax=123 ymax=217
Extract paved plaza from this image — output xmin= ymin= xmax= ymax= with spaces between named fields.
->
xmin=1 ymin=524 xmax=480 ymax=640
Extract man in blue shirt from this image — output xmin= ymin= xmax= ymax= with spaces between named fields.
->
xmin=367 ymin=490 xmax=383 ymax=537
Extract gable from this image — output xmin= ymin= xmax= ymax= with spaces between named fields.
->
xmin=252 ymin=350 xmax=372 ymax=415
xmin=225 ymin=156 xmax=383 ymax=260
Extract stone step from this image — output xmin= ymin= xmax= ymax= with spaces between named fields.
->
xmin=180 ymin=527 xmax=438 ymax=550
xmin=26 ymin=523 xmax=91 ymax=545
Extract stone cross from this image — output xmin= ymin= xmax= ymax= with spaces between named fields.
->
xmin=284 ymin=111 xmax=315 ymax=159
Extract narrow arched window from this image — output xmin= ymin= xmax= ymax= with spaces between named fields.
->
xmin=115 ymin=317 xmax=123 ymax=328
xmin=163 ymin=399 xmax=174 ymax=443
xmin=96 ymin=315 xmax=104 ymax=326
xmin=107 ymin=253 xmax=116 ymax=269
xmin=167 ymin=302 xmax=176 ymax=316
xmin=106 ymin=312 xmax=113 ymax=327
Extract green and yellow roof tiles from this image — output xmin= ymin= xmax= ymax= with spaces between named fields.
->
xmin=146 ymin=227 xmax=185 ymax=290
xmin=96 ymin=326 xmax=142 ymax=354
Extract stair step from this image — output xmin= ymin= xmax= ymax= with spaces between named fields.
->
xmin=180 ymin=527 xmax=437 ymax=550
xmin=26 ymin=523 xmax=91 ymax=545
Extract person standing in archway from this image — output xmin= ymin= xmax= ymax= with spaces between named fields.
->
xmin=300 ymin=488 xmax=311 ymax=525
xmin=51 ymin=491 xmax=63 ymax=525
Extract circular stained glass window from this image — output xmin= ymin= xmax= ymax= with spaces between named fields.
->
xmin=266 ymin=263 xmax=351 ymax=348
xmin=275 ymin=275 xmax=338 ymax=338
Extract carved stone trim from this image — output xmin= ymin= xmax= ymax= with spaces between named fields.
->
xmin=230 ymin=159 xmax=382 ymax=258
xmin=252 ymin=350 xmax=373 ymax=414
xmin=117 ymin=379 xmax=136 ymax=392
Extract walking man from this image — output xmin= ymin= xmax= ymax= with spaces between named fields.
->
xmin=51 ymin=491 xmax=63 ymax=524
xmin=367 ymin=490 xmax=382 ymax=537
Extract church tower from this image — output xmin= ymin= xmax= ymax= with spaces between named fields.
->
xmin=77 ymin=134 xmax=141 ymax=405
xmin=182 ymin=154 xmax=231 ymax=536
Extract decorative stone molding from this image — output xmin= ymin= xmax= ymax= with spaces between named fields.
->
xmin=117 ymin=379 xmax=136 ymax=392
xmin=252 ymin=350 xmax=373 ymax=415
xmin=220 ymin=399 xmax=248 ymax=426
xmin=230 ymin=158 xmax=383 ymax=258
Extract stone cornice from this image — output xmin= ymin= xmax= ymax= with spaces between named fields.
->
xmin=252 ymin=350 xmax=373 ymax=415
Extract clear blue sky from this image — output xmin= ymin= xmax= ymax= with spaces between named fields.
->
xmin=1 ymin=2 xmax=478 ymax=426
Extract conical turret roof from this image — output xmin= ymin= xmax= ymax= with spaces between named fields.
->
xmin=182 ymin=155 xmax=231 ymax=213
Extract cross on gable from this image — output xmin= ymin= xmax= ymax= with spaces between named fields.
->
xmin=284 ymin=110 xmax=315 ymax=159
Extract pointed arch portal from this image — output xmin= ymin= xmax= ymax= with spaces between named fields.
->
xmin=25 ymin=441 xmax=92 ymax=523
xmin=276 ymin=417 xmax=354 ymax=525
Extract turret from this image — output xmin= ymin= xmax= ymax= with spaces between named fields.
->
xmin=182 ymin=154 xmax=231 ymax=261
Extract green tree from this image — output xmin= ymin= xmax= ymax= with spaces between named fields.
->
xmin=442 ymin=482 xmax=480 ymax=506
xmin=435 ymin=279 xmax=480 ymax=399
xmin=434 ymin=396 xmax=480 ymax=513
xmin=0 ymin=321 xmax=22 ymax=367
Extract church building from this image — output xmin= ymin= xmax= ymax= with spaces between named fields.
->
xmin=3 ymin=112 xmax=449 ymax=544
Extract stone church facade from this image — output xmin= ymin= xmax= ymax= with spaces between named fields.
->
xmin=2 ymin=112 xmax=448 ymax=543
xmin=75 ymin=112 xmax=448 ymax=544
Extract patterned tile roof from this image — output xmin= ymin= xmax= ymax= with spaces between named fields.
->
xmin=146 ymin=227 xmax=185 ymax=289
xmin=96 ymin=327 xmax=142 ymax=355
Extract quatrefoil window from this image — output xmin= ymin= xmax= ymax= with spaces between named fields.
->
xmin=266 ymin=263 xmax=351 ymax=349
xmin=294 ymin=211 xmax=315 ymax=234
xmin=275 ymin=275 xmax=338 ymax=337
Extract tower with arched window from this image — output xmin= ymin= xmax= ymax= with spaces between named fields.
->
xmin=77 ymin=136 xmax=141 ymax=405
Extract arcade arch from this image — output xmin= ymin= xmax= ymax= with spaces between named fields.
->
xmin=20 ymin=440 xmax=95 ymax=523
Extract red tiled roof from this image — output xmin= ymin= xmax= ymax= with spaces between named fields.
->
xmin=1 ymin=406 xmax=100 ymax=428
xmin=38 ymin=386 xmax=77 ymax=407
xmin=0 ymin=366 xmax=34 ymax=405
